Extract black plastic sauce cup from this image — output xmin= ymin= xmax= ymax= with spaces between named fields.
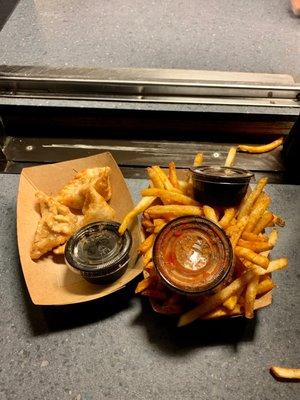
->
xmin=190 ymin=165 xmax=254 ymax=206
xmin=65 ymin=221 xmax=132 ymax=284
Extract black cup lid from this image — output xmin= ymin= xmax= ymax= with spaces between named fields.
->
xmin=190 ymin=165 xmax=254 ymax=183
xmin=65 ymin=221 xmax=132 ymax=276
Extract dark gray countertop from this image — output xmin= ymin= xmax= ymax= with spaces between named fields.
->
xmin=1 ymin=0 xmax=299 ymax=76
xmin=1 ymin=0 xmax=299 ymax=113
xmin=0 ymin=174 xmax=300 ymax=400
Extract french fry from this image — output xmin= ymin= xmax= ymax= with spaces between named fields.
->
xmin=270 ymin=366 xmax=300 ymax=381
xmin=178 ymin=270 xmax=255 ymax=326
xmin=178 ymin=179 xmax=189 ymax=193
xmin=203 ymin=205 xmax=219 ymax=225
xmin=224 ymin=147 xmax=237 ymax=167
xmin=219 ymin=207 xmax=236 ymax=229
xmin=141 ymin=218 xmax=154 ymax=233
xmin=202 ymin=305 xmax=241 ymax=319
xmin=147 ymin=167 xmax=164 ymax=189
xmin=237 ymin=239 xmax=273 ymax=252
xmin=141 ymin=188 xmax=199 ymax=206
xmin=152 ymin=166 xmax=181 ymax=193
xmin=272 ymin=214 xmax=285 ymax=227
xmin=238 ymin=137 xmax=283 ymax=153
xmin=235 ymin=246 xmax=269 ymax=269
xmin=261 ymin=229 xmax=278 ymax=257
xmin=153 ymin=218 xmax=165 ymax=227
xmin=143 ymin=246 xmax=153 ymax=266
xmin=241 ymin=232 xmax=267 ymax=242
xmin=237 ymin=177 xmax=268 ymax=221
xmin=244 ymin=275 xmax=259 ymax=318
xmin=257 ymin=277 xmax=275 ymax=296
xmin=119 ymin=196 xmax=156 ymax=235
xmin=245 ymin=257 xmax=288 ymax=276
xmin=183 ymin=153 xmax=203 ymax=198
xmin=139 ymin=233 xmax=155 ymax=254
xmin=264 ymin=258 xmax=288 ymax=274
xmin=193 ymin=153 xmax=203 ymax=167
xmin=223 ymin=294 xmax=239 ymax=311
xmin=228 ymin=216 xmax=249 ymax=248
xmin=154 ymin=222 xmax=167 ymax=233
xmin=144 ymin=261 xmax=154 ymax=272
xmin=168 ymin=161 xmax=180 ymax=189
xmin=229 ymin=217 xmax=237 ymax=227
xmin=244 ymin=193 xmax=271 ymax=232
xmin=145 ymin=205 xmax=202 ymax=219
xmin=135 ymin=277 xmax=153 ymax=293
xmin=252 ymin=211 xmax=274 ymax=235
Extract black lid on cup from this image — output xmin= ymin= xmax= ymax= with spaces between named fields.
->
xmin=65 ymin=221 xmax=132 ymax=279
xmin=190 ymin=166 xmax=254 ymax=183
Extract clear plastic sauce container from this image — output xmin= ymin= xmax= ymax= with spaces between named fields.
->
xmin=65 ymin=221 xmax=132 ymax=284
xmin=153 ymin=216 xmax=234 ymax=295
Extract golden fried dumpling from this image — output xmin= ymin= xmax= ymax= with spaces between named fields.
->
xmin=92 ymin=167 xmax=112 ymax=201
xmin=30 ymin=192 xmax=78 ymax=260
xmin=82 ymin=186 xmax=115 ymax=226
xmin=56 ymin=167 xmax=111 ymax=209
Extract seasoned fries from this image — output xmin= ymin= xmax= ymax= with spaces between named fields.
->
xmin=139 ymin=233 xmax=155 ymax=253
xmin=141 ymin=188 xmax=199 ymax=205
xmin=224 ymin=147 xmax=237 ymax=167
xmin=257 ymin=277 xmax=275 ymax=296
xmin=270 ymin=366 xmax=300 ymax=381
xmin=238 ymin=137 xmax=283 ymax=153
xmin=235 ymin=246 xmax=269 ymax=269
xmin=241 ymin=231 xmax=267 ymax=242
xmin=252 ymin=211 xmax=274 ymax=235
xmin=119 ymin=196 xmax=156 ymax=235
xmin=193 ymin=153 xmax=204 ymax=167
xmin=145 ymin=205 xmax=202 ymax=219
xmin=168 ymin=162 xmax=180 ymax=189
xmin=152 ymin=166 xmax=181 ymax=193
xmin=228 ymin=215 xmax=248 ymax=248
xmin=237 ymin=239 xmax=273 ymax=252
xmin=244 ymin=275 xmax=259 ymax=318
xmin=119 ymin=156 xmax=288 ymax=325
xmin=219 ymin=207 xmax=236 ymax=229
xmin=237 ymin=177 xmax=268 ymax=220
xmin=203 ymin=205 xmax=219 ymax=225
xmin=178 ymin=271 xmax=255 ymax=327
xmin=147 ymin=167 xmax=164 ymax=189
xmin=244 ymin=193 xmax=271 ymax=232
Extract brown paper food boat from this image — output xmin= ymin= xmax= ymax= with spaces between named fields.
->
xmin=17 ymin=152 xmax=143 ymax=305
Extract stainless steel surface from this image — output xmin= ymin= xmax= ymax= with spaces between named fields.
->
xmin=0 ymin=66 xmax=299 ymax=108
xmin=2 ymin=136 xmax=284 ymax=173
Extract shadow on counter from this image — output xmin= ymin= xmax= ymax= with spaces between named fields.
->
xmin=131 ymin=297 xmax=257 ymax=354
xmin=17 ymin=263 xmax=141 ymax=335
xmin=0 ymin=0 xmax=20 ymax=31
xmin=18 ymin=263 xmax=257 ymax=351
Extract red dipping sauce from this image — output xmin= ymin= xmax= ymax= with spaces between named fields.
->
xmin=153 ymin=216 xmax=234 ymax=295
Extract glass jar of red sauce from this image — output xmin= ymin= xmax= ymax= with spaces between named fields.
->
xmin=153 ymin=216 xmax=234 ymax=296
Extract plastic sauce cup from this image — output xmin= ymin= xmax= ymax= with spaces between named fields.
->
xmin=153 ymin=216 xmax=234 ymax=296
xmin=65 ymin=221 xmax=132 ymax=284
xmin=191 ymin=165 xmax=254 ymax=206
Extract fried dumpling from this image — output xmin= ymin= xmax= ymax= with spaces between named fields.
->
xmin=56 ymin=167 xmax=111 ymax=209
xmin=30 ymin=192 xmax=78 ymax=260
xmin=92 ymin=167 xmax=112 ymax=201
xmin=82 ymin=186 xmax=115 ymax=226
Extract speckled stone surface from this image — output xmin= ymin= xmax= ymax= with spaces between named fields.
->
xmin=0 ymin=174 xmax=299 ymax=400
xmin=0 ymin=0 xmax=299 ymax=75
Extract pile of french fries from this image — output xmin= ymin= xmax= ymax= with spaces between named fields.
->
xmin=119 ymin=144 xmax=288 ymax=327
